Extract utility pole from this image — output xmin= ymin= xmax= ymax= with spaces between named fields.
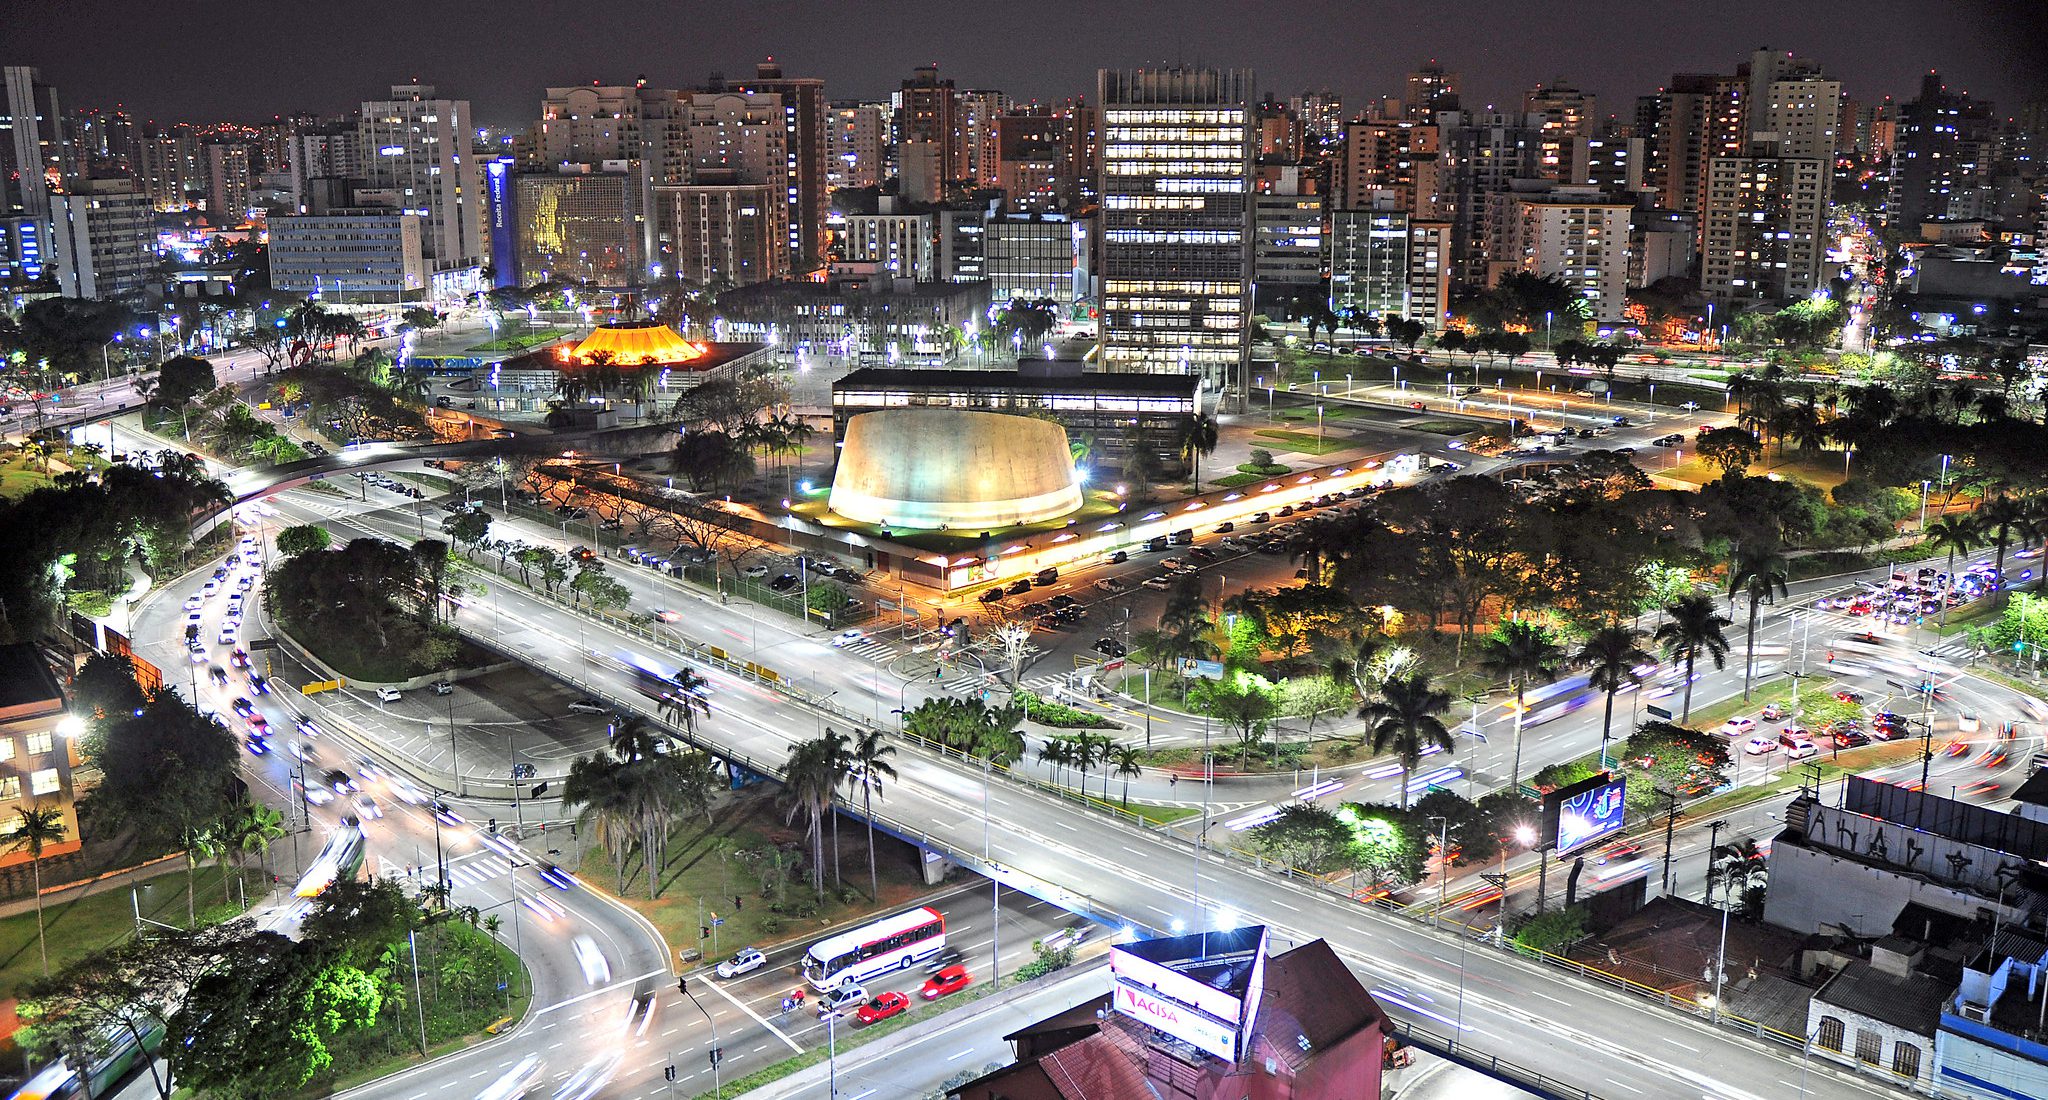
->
xmin=1660 ymin=787 xmax=1680 ymax=896
xmin=1706 ymin=819 xmax=1729 ymax=905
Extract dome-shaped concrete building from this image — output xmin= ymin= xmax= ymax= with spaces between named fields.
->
xmin=828 ymin=409 xmax=1083 ymax=530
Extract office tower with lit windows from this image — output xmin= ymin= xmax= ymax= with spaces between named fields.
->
xmin=957 ymin=89 xmax=1008 ymax=187
xmin=202 ymin=141 xmax=253 ymax=226
xmin=1888 ymin=72 xmax=1997 ymax=228
xmin=1096 ymin=66 xmax=1255 ymax=383
xmin=357 ymin=83 xmax=485 ymax=285
xmin=1402 ymin=62 xmax=1460 ymax=122
xmin=898 ymin=65 xmax=959 ymax=182
xmin=1701 ymin=141 xmax=1828 ymax=304
xmin=1524 ymin=78 xmax=1598 ymax=180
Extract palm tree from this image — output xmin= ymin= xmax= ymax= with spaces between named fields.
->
xmin=1109 ymin=745 xmax=1143 ymax=807
xmin=1176 ymin=414 xmax=1220 ymax=489
xmin=220 ymin=800 xmax=286 ymax=882
xmin=658 ymin=667 xmax=712 ymax=735
xmin=1036 ymin=737 xmax=1074 ymax=785
xmin=10 ymin=804 xmax=66 ymax=976
xmin=1978 ymin=494 xmax=2026 ymax=590
xmin=563 ymin=753 xmax=638 ymax=894
xmin=1728 ymin=547 xmax=1790 ymax=699
xmin=1654 ymin=595 xmax=1734 ymax=723
xmin=1358 ymin=673 xmax=1455 ymax=808
xmin=848 ymin=728 xmax=898 ymax=899
xmin=782 ymin=729 xmax=852 ymax=896
xmin=1578 ymin=626 xmax=1652 ymax=769
xmin=607 ymin=714 xmax=663 ymax=763
xmin=1925 ymin=514 xmax=1981 ymax=631
xmin=1478 ymin=619 xmax=1564 ymax=789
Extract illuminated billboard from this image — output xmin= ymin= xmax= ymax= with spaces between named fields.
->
xmin=1543 ymin=772 xmax=1627 ymax=855
xmin=1109 ymin=926 xmax=1267 ymax=1064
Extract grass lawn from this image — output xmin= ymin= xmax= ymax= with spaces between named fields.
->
xmin=1122 ymin=803 xmax=1201 ymax=826
xmin=569 ymin=791 xmax=939 ymax=970
xmin=1406 ymin=419 xmax=1479 ymax=436
xmin=461 ymin=327 xmax=574 ymax=355
xmin=1253 ymin=429 xmax=1354 ymax=456
xmin=1212 ymin=472 xmax=1272 ymax=488
xmin=0 ymin=863 xmax=267 ymax=1001
xmin=1927 ymin=592 xmax=2010 ymax=637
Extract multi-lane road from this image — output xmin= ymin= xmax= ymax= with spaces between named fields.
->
xmin=90 ymin=379 xmax=2046 ymax=1100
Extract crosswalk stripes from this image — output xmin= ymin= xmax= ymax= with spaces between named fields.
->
xmin=446 ymin=854 xmax=514 ymax=889
xmin=838 ymin=639 xmax=900 ymax=664
xmin=1927 ymin=640 xmax=1977 ymax=660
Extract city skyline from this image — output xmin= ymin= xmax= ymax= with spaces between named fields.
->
xmin=14 ymin=0 xmax=2043 ymax=125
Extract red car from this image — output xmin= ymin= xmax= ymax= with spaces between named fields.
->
xmin=856 ymin=991 xmax=909 ymax=1025
xmin=920 ymin=965 xmax=972 ymax=1000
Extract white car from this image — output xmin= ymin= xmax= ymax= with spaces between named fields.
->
xmin=201 ymin=579 xmax=220 ymax=597
xmin=375 ymin=687 xmax=402 ymax=703
xmin=353 ymin=794 xmax=383 ymax=820
xmin=473 ymin=1054 xmax=542 ymax=1100
xmin=217 ymin=626 xmax=239 ymax=646
xmin=300 ymin=779 xmax=335 ymax=805
xmin=571 ymin=935 xmax=611 ymax=986
xmin=1719 ymin=716 xmax=1758 ymax=737
xmin=1780 ymin=731 xmax=1818 ymax=760
xmin=741 ymin=564 xmax=771 ymax=579
xmin=1741 ymin=734 xmax=1779 ymax=756
xmin=716 ymin=947 xmax=766 ymax=979
xmin=830 ymin=629 xmax=865 ymax=648
xmin=183 ymin=594 xmax=203 ymax=611
xmin=816 ymin=982 xmax=867 ymax=1016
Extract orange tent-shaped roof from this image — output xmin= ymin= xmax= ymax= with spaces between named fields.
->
xmin=566 ymin=320 xmax=704 ymax=365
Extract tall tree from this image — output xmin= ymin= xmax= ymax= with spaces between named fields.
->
xmin=1925 ymin=514 xmax=1981 ymax=632
xmin=1654 ymin=595 xmax=1733 ymax=722
xmin=1577 ymin=626 xmax=1652 ymax=769
xmin=1358 ymin=673 xmax=1455 ymax=809
xmin=782 ymin=729 xmax=852 ymax=896
xmin=1478 ymin=619 xmax=1564 ymax=788
xmin=1177 ymin=413 xmax=1220 ymax=489
xmin=848 ymin=728 xmax=898 ymax=899
xmin=9 ymin=804 xmax=67 ymax=977
xmin=1728 ymin=546 xmax=1790 ymax=699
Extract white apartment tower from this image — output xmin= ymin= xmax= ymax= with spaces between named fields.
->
xmin=357 ymin=84 xmax=485 ymax=278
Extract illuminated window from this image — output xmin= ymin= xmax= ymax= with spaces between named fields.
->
xmin=24 ymin=732 xmax=50 ymax=756
xmin=29 ymin=770 xmax=58 ymax=797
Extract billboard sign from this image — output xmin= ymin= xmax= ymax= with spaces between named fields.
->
xmin=485 ymin=158 xmax=517 ymax=289
xmin=1113 ymin=982 xmax=1238 ymax=1062
xmin=1544 ymin=772 xmax=1627 ymax=855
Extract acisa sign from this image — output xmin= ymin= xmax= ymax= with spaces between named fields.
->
xmin=1114 ymin=981 xmax=1240 ymax=1063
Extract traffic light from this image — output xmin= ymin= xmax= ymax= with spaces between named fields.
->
xmin=488 ymin=818 xmax=498 ymax=833
xmin=701 ymin=925 xmax=710 ymax=939
xmin=677 ymin=976 xmax=688 ymax=994
xmin=663 ymin=1065 xmax=676 ymax=1082
xmin=708 ymin=1047 xmax=722 ymax=1070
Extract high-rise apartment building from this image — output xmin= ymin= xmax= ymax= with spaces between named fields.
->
xmin=137 ymin=122 xmax=201 ymax=210
xmin=1524 ymin=78 xmax=1598 ymax=180
xmin=738 ymin=61 xmax=829 ymax=270
xmin=534 ymin=82 xmax=688 ymax=179
xmin=1338 ymin=118 xmax=1437 ymax=212
xmin=1888 ymin=72 xmax=1997 ymax=228
xmin=1402 ymin=62 xmax=1460 ymax=122
xmin=1289 ymin=90 xmax=1345 ymax=145
xmin=1501 ymin=183 xmax=1633 ymax=320
xmin=1701 ymin=143 xmax=1828 ymax=303
xmin=685 ymin=91 xmax=788 ymax=192
xmin=48 ymin=178 xmax=155 ymax=300
xmin=1097 ymin=66 xmax=1255 ymax=382
xmin=653 ymin=182 xmax=785 ymax=286
xmin=1437 ymin=112 xmax=1542 ymax=283
xmin=357 ymin=83 xmax=485 ymax=283
xmin=995 ymin=107 xmax=1096 ymax=213
xmin=898 ymin=66 xmax=959 ymax=183
xmin=957 ymin=90 xmax=1008 ymax=187
xmin=202 ymin=141 xmax=254 ymax=225
xmin=287 ymin=122 xmax=364 ymax=212
xmin=827 ymin=103 xmax=889 ymax=189
xmin=2 ymin=66 xmax=68 ymax=220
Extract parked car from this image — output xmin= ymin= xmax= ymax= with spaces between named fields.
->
xmin=1093 ymin=637 xmax=1126 ymax=658
xmin=375 ymin=686 xmax=402 ymax=703
xmin=567 ymin=699 xmax=609 ymax=715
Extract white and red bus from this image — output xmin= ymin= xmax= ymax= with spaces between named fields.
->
xmin=802 ymin=907 xmax=946 ymax=990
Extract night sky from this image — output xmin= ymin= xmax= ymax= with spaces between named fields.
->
xmin=15 ymin=0 xmax=2045 ymax=126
